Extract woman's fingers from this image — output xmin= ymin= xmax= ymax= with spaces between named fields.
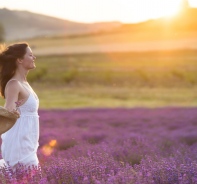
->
xmin=11 ymin=109 xmax=20 ymax=118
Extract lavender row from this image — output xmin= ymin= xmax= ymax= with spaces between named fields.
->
xmin=0 ymin=107 xmax=197 ymax=183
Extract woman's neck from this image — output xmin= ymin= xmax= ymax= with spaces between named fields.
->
xmin=13 ymin=68 xmax=29 ymax=83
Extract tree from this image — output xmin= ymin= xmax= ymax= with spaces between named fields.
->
xmin=0 ymin=23 xmax=5 ymax=42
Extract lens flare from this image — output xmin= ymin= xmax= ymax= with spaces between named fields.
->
xmin=49 ymin=139 xmax=57 ymax=147
xmin=41 ymin=139 xmax=57 ymax=156
xmin=41 ymin=145 xmax=53 ymax=156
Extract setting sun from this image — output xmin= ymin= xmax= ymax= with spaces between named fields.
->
xmin=118 ymin=0 xmax=183 ymax=23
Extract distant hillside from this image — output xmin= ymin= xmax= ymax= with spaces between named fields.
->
xmin=1 ymin=2 xmax=197 ymax=42
xmin=0 ymin=8 xmax=122 ymax=41
xmin=110 ymin=6 xmax=197 ymax=34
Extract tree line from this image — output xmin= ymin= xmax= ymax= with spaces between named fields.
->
xmin=0 ymin=23 xmax=4 ymax=42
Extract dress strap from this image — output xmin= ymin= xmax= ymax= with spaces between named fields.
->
xmin=19 ymin=82 xmax=31 ymax=96
xmin=20 ymin=82 xmax=38 ymax=101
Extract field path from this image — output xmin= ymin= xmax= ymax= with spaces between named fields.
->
xmin=34 ymin=38 xmax=197 ymax=55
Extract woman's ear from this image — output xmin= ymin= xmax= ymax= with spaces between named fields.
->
xmin=16 ymin=58 xmax=23 ymax=64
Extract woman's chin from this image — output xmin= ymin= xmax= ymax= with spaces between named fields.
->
xmin=29 ymin=65 xmax=36 ymax=70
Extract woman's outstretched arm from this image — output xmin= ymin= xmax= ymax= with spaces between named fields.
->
xmin=4 ymin=80 xmax=20 ymax=116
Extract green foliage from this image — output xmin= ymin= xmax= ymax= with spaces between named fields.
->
xmin=171 ymin=69 xmax=185 ymax=80
xmin=181 ymin=135 xmax=197 ymax=146
xmin=184 ymin=72 xmax=197 ymax=85
xmin=62 ymin=69 xmax=78 ymax=83
xmin=30 ymin=51 xmax=197 ymax=88
xmin=58 ymin=139 xmax=78 ymax=150
xmin=0 ymin=51 xmax=197 ymax=109
xmin=27 ymin=67 xmax=47 ymax=82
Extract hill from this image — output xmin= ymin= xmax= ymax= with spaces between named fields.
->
xmin=110 ymin=6 xmax=197 ymax=34
xmin=27 ymin=5 xmax=197 ymax=55
xmin=0 ymin=8 xmax=121 ymax=41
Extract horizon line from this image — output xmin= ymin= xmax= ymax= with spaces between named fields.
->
xmin=1 ymin=3 xmax=197 ymax=24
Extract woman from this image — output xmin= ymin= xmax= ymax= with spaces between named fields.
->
xmin=0 ymin=43 xmax=39 ymax=170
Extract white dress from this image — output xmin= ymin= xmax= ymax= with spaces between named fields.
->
xmin=0 ymin=80 xmax=39 ymax=170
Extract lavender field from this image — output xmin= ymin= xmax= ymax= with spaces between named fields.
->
xmin=1 ymin=107 xmax=197 ymax=183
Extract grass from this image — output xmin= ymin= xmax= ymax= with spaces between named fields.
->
xmin=0 ymin=85 xmax=196 ymax=109
xmin=33 ymin=86 xmax=197 ymax=109
xmin=37 ymin=87 xmax=197 ymax=108
xmin=0 ymin=50 xmax=196 ymax=109
xmin=26 ymin=51 xmax=197 ymax=87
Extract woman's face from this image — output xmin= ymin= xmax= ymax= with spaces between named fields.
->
xmin=20 ymin=46 xmax=36 ymax=70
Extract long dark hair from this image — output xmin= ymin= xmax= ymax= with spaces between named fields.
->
xmin=0 ymin=43 xmax=28 ymax=98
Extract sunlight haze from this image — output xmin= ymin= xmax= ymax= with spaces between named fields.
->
xmin=0 ymin=0 xmax=197 ymax=23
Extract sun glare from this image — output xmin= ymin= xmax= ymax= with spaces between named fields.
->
xmin=121 ymin=0 xmax=182 ymax=23
xmin=189 ymin=0 xmax=197 ymax=7
xmin=0 ymin=0 xmax=192 ymax=23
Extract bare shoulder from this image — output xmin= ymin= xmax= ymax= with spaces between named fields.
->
xmin=5 ymin=79 xmax=21 ymax=91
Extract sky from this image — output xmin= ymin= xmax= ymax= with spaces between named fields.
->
xmin=0 ymin=0 xmax=197 ymax=23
